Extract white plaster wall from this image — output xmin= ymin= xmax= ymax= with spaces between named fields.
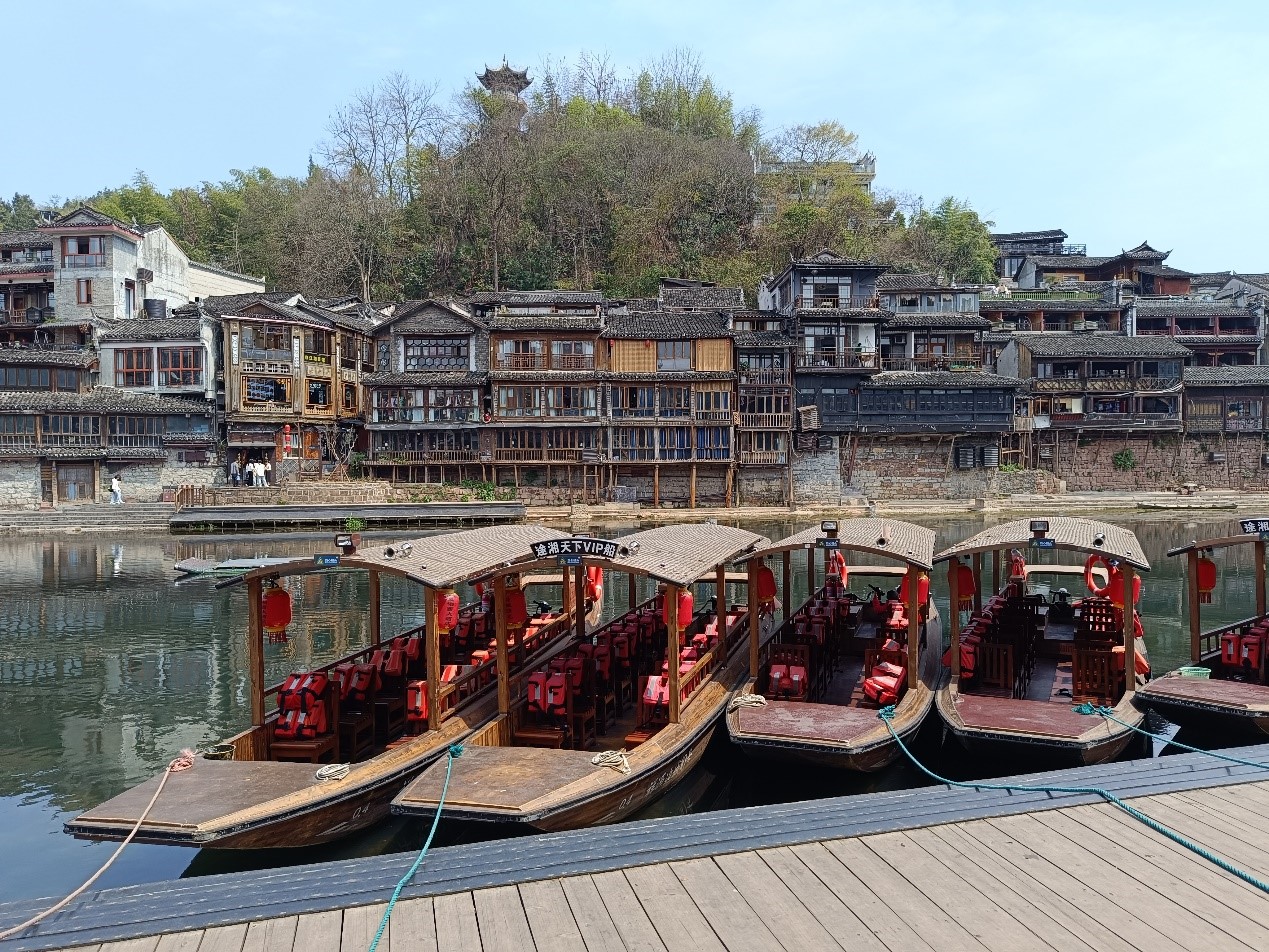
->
xmin=138 ymin=228 xmax=190 ymax=310
xmin=188 ymin=263 xmax=266 ymax=299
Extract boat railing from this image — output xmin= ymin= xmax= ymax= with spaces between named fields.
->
xmin=1198 ymin=615 xmax=1265 ymax=663
xmin=679 ymin=606 xmax=751 ymax=708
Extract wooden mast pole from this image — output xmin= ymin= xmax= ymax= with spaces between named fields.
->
xmin=494 ymin=573 xmax=509 ymax=718
xmin=904 ymin=564 xmax=919 ymax=690
xmin=246 ymin=575 xmax=265 ymax=735
xmin=628 ymin=571 xmax=637 ymax=611
xmin=1122 ymin=564 xmax=1136 ymax=693
xmin=747 ymin=558 xmax=760 ymax=678
xmin=561 ymin=562 xmax=574 ymax=620
xmin=368 ymin=570 xmax=381 ymax=647
xmin=1187 ymin=549 xmax=1201 ymax=664
xmin=667 ymin=583 xmax=681 ymax=723
xmin=948 ymin=559 xmax=961 ymax=689
xmin=716 ymin=562 xmax=727 ymax=634
xmin=574 ymin=564 xmax=588 ymax=642
xmin=424 ymin=586 xmax=442 ymax=732
xmin=781 ymin=550 xmax=792 ymax=621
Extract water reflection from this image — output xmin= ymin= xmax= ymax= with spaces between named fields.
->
xmin=0 ymin=512 xmax=1256 ymax=904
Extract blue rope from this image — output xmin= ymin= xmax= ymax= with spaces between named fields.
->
xmin=367 ymin=744 xmax=464 ymax=952
xmin=1073 ymin=701 xmax=1269 ymax=772
xmin=877 ymin=707 xmax=1269 ymax=894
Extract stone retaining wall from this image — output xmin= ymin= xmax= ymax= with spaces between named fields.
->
xmin=1049 ymin=433 xmax=1269 ymax=491
xmin=845 ymin=435 xmax=1062 ymax=500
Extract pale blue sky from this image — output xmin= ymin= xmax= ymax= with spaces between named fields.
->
xmin=7 ymin=0 xmax=1267 ymax=271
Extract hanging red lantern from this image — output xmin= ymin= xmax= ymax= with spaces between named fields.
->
xmin=662 ymin=588 xmax=694 ymax=631
xmin=1196 ymin=553 xmax=1217 ymax=605
xmin=435 ymin=588 xmax=460 ymax=633
xmin=955 ymin=561 xmax=975 ymax=612
xmin=756 ymin=564 xmax=778 ymax=615
xmin=585 ymin=565 xmax=604 ymax=601
xmin=506 ymin=587 xmax=529 ymax=628
xmin=262 ymin=584 xmax=292 ymax=643
xmin=902 ymin=571 xmax=931 ymax=610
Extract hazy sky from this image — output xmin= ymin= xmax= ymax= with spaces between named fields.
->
xmin=8 ymin=0 xmax=1267 ymax=271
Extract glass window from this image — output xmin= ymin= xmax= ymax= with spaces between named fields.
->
xmin=307 ymin=380 xmax=330 ymax=407
xmin=656 ymin=341 xmax=691 ymax=371
xmin=114 ymin=349 xmax=153 ymax=387
xmin=158 ymin=348 xmax=202 ymax=387
xmin=243 ymin=376 xmax=290 ymax=404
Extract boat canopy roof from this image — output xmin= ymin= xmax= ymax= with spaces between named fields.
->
xmin=746 ymin=519 xmax=935 ymax=570
xmin=1167 ymin=516 xmax=1269 ymax=558
xmin=935 ymin=517 xmax=1150 ymax=571
xmin=592 ymin=523 xmax=769 ymax=588
xmin=237 ymin=524 xmax=572 ymax=589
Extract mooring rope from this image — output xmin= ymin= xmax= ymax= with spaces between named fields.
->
xmin=727 ymin=693 xmax=768 ymax=712
xmin=1073 ymin=702 xmax=1269 ymax=772
xmin=367 ymin=744 xmax=464 ymax=952
xmin=0 ymin=750 xmax=197 ymax=941
xmin=591 ymin=749 xmax=631 ymax=774
xmin=314 ymin=762 xmax=351 ymax=782
xmin=877 ymin=706 xmax=1269 ymax=895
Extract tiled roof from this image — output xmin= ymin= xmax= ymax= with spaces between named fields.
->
xmin=0 ymin=230 xmax=53 ymax=249
xmin=1176 ymin=335 xmax=1263 ymax=345
xmin=990 ymin=229 xmax=1067 ymax=242
xmin=488 ymin=315 xmax=604 ymax=332
xmin=979 ymin=298 xmax=1120 ymax=313
xmin=41 ymin=205 xmax=142 ymax=237
xmin=603 ymin=312 xmax=731 ymax=339
xmin=1122 ymin=241 xmax=1167 ymax=260
xmin=658 ymin=286 xmax=745 ymax=310
xmin=488 ymin=370 xmax=603 ymax=382
xmin=1190 ymin=271 xmax=1234 ymax=287
xmin=376 ymin=299 xmax=480 ymax=334
xmin=198 ymin=291 xmax=301 ymax=315
xmin=0 ymin=261 xmax=52 ymax=276
xmin=0 ymin=347 xmax=97 ymax=368
xmin=1135 ymin=264 xmax=1194 ymax=279
xmin=794 ymin=306 xmax=892 ymax=320
xmin=875 ymin=272 xmax=940 ymax=291
xmin=1025 ymin=255 xmax=1115 ymax=270
xmin=865 ymin=371 xmax=1023 ymax=389
xmin=792 ymin=249 xmax=881 ymax=267
xmin=1010 ymin=333 xmax=1190 ymax=358
xmin=99 ymin=318 xmax=203 ymax=342
xmin=1135 ymin=301 xmax=1254 ymax=318
xmin=734 ymin=330 xmax=796 ymax=348
xmin=468 ymin=290 xmax=603 ymax=305
xmin=882 ymin=314 xmax=991 ymax=330
xmin=189 ymin=260 xmax=266 ymax=283
xmin=0 ymin=388 xmax=212 ymax=414
xmin=1183 ymin=366 xmax=1269 ymax=386
xmin=362 ymin=371 xmax=486 ymax=387
xmin=606 ymin=370 xmax=736 ymax=382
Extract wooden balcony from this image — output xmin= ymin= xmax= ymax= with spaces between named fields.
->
xmin=794 ymin=295 xmax=880 ymax=310
xmin=370 ymin=449 xmax=481 ymax=464
xmin=736 ymin=413 xmax=792 ymax=429
xmin=492 ymin=448 xmax=587 ymax=463
xmin=1033 ymin=376 xmax=1181 ymax=393
xmin=879 ymin=355 xmax=982 ymax=372
xmin=107 ymin=435 xmax=164 ymax=448
xmin=795 ymin=351 xmax=877 ymax=370
xmin=552 ymin=355 xmax=595 ymax=370
xmin=692 ymin=409 xmax=733 ymax=423
xmin=494 ymin=354 xmax=548 ymax=371
xmin=738 ymin=368 xmax=790 ymax=386
xmin=738 ymin=450 xmax=787 ymax=465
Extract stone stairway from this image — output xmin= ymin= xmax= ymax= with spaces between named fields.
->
xmin=0 ymin=502 xmax=176 ymax=534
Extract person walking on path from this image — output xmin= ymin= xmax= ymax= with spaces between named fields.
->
xmin=110 ymin=474 xmax=123 ymax=505
xmin=229 ymin=457 xmax=241 ymax=487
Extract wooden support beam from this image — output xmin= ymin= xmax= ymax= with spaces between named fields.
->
xmin=690 ymin=464 xmax=697 ymax=510
xmin=1257 ymin=542 xmax=1267 ymax=618
xmin=747 ymin=558 xmax=760 ymax=679
xmin=667 ymin=584 xmax=681 ymax=724
xmin=494 ymin=574 xmax=509 ymax=717
xmin=971 ymin=552 xmax=983 ymax=612
xmin=1187 ymin=550 xmax=1201 ymax=664
xmin=247 ymin=575 xmax=265 ymax=730
xmin=1122 ymin=564 xmax=1136 ymax=691
xmin=806 ymin=545 xmax=816 ymax=594
xmin=628 ymin=571 xmax=637 ymax=611
xmin=716 ymin=562 xmax=727 ymax=632
xmin=425 ymin=587 xmax=442 ymax=732
xmin=782 ymin=550 xmax=792 ymax=623
xmin=574 ymin=564 xmax=587 ymax=643
xmin=948 ymin=559 xmax=962 ymax=688
xmin=653 ymin=465 xmax=660 ymax=509
xmin=368 ymin=570 xmax=381 ymax=647
xmin=905 ymin=565 xmax=920 ymax=690
xmin=562 ymin=563 xmax=573 ymax=619
xmin=991 ymin=549 xmax=1001 ymax=594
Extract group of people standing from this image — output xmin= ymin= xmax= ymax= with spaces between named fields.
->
xmin=229 ymin=455 xmax=272 ymax=487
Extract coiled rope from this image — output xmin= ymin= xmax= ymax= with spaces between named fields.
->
xmin=591 ymin=749 xmax=631 ymax=774
xmin=314 ymin=762 xmax=351 ymax=782
xmin=0 ymin=750 xmax=197 ymax=941
xmin=727 ymin=693 xmax=768 ymax=712
xmin=367 ymin=744 xmax=464 ymax=952
xmin=877 ymin=706 xmax=1269 ymax=895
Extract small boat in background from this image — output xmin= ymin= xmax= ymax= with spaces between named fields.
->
xmin=174 ymin=556 xmax=294 ymax=577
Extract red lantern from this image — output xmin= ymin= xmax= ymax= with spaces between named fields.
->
xmin=506 ymin=587 xmax=529 ymax=628
xmin=663 ymin=589 xmax=694 ymax=631
xmin=262 ymin=585 xmax=292 ymax=643
xmin=955 ymin=562 xmax=975 ymax=612
xmin=756 ymin=565 xmax=778 ymax=601
xmin=585 ymin=565 xmax=604 ymax=601
xmin=435 ymin=588 xmax=460 ymax=634
xmin=902 ymin=572 xmax=931 ymax=610
xmin=1196 ymin=554 xmax=1217 ymax=605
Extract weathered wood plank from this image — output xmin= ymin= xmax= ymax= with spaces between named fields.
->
xmin=987 ymin=814 xmax=1225 ymax=951
xmin=668 ymin=857 xmax=783 ymax=952
xmin=238 ymin=916 xmax=297 ymax=952
xmin=518 ymin=880 xmax=586 ymax=952
xmin=432 ymin=893 xmax=480 ymax=952
xmin=711 ymin=851 xmax=844 ymax=952
xmin=588 ymin=870 xmax=669 ymax=952
xmin=340 ymin=904 xmax=389 ymax=952
xmin=471 ymin=885 xmax=535 ymax=952
xmin=823 ymin=838 xmax=989 ymax=952
xmin=96 ymin=939 xmax=160 ymax=952
xmin=154 ymin=934 xmax=203 ymax=952
xmin=755 ymin=847 xmax=888 ymax=952
xmin=788 ymin=841 xmax=936 ymax=952
xmin=1131 ymin=793 xmax=1269 ymax=875
xmin=194 ymin=924 xmax=248 ymax=952
xmin=381 ymin=898 xmax=436 ymax=952
xmin=557 ymin=875 xmax=632 ymax=952
xmin=928 ymin=823 xmax=1135 ymax=952
xmin=622 ymin=863 xmax=724 ymax=952
xmin=1038 ymin=806 xmax=1269 ymax=949
xmin=289 ymin=910 xmax=341 ymax=952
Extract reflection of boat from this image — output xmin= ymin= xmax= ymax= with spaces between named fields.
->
xmin=392 ymin=524 xmax=770 ymax=832
xmin=727 ymin=520 xmax=942 ymax=772
xmin=1136 ymin=524 xmax=1269 ymax=737
xmin=935 ymin=517 xmax=1149 ymax=767
xmin=173 ymin=557 xmax=293 ymax=577
xmin=67 ymin=525 xmax=591 ymax=849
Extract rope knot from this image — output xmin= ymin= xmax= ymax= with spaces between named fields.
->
xmin=448 ymin=744 xmax=464 ymax=758
xmin=877 ymin=705 xmax=897 ymax=722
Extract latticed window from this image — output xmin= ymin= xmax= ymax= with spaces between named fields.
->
xmin=158 ymin=348 xmax=202 ymax=387
xmin=114 ymin=349 xmax=152 ymax=387
xmin=405 ymin=337 xmax=469 ymax=370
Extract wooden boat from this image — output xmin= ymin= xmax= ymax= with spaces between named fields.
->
xmin=1135 ymin=519 xmax=1269 ymax=737
xmin=66 ymin=525 xmax=595 ymax=849
xmin=391 ymin=524 xmax=771 ymax=832
xmin=173 ymin=556 xmax=292 ymax=577
xmin=934 ymin=517 xmax=1150 ymax=767
xmin=726 ymin=519 xmax=942 ymax=772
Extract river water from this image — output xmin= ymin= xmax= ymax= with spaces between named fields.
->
xmin=0 ymin=511 xmax=1259 ymax=904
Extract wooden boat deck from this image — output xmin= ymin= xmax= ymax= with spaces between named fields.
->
xmin=1141 ymin=675 xmax=1269 ymax=709
xmin=7 ymin=744 xmax=1269 ymax=952
xmin=952 ymin=694 xmax=1116 ymax=739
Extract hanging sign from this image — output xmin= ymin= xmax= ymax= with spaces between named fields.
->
xmin=557 ymin=554 xmax=584 ymax=567
xmin=1239 ymin=518 xmax=1269 ymax=535
xmin=1030 ymin=538 xmax=1056 ymax=550
xmin=531 ymin=538 xmax=621 ymax=560
xmin=313 ymin=554 xmax=341 ymax=567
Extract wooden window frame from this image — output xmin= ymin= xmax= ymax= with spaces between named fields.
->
xmin=158 ymin=347 xmax=203 ymax=387
xmin=76 ymin=278 xmax=93 ymax=305
xmin=114 ymin=348 xmax=153 ymax=387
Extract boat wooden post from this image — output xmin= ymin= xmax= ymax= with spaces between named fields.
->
xmin=1257 ymin=542 xmax=1267 ymax=617
xmin=1187 ymin=549 xmax=1201 ymax=663
xmin=425 ymin=586 xmax=442 ymax=732
xmin=781 ymin=550 xmax=792 ymax=620
xmin=971 ymin=552 xmax=983 ymax=613
xmin=806 ymin=546 xmax=815 ymax=593
xmin=494 ymin=574 xmax=509 ymax=718
xmin=246 ymin=575 xmax=265 ymax=731
xmin=746 ymin=558 xmax=760 ymax=678
xmin=947 ymin=558 xmax=962 ymax=688
xmin=1122 ymin=564 xmax=1136 ymax=688
xmin=905 ymin=565 xmax=919 ymax=689
xmin=991 ymin=549 xmax=1001 ymax=594
xmin=667 ymin=583 xmax=681 ymax=723
xmin=716 ymin=563 xmax=727 ymax=628
xmin=628 ymin=571 xmax=637 ymax=611
xmin=368 ymin=570 xmax=381 ymax=647
xmin=574 ymin=565 xmax=587 ymax=642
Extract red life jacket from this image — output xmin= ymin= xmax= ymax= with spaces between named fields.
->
xmin=274 ymin=672 xmax=329 ymax=739
xmin=277 ymin=671 xmax=328 ymax=712
xmin=345 ymin=664 xmax=379 ymax=705
xmin=527 ymin=670 xmax=550 ymax=715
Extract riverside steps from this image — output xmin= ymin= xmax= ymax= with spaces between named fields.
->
xmin=5 ymin=744 xmax=1269 ymax=951
xmin=0 ymin=502 xmax=176 ymax=534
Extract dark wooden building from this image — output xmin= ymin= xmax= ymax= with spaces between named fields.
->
xmin=1183 ymin=366 xmax=1269 ymax=435
xmin=1132 ymin=300 xmax=1264 ymax=366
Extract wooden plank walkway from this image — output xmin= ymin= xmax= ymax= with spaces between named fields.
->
xmin=4 ymin=744 xmax=1269 ymax=951
xmin=169 ymin=502 xmax=525 ymax=533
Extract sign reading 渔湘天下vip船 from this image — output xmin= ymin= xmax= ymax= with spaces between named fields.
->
xmin=1239 ymin=518 xmax=1269 ymax=536
xmin=531 ymin=538 xmax=621 ymax=560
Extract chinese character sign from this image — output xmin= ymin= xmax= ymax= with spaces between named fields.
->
xmin=531 ymin=538 xmax=622 ymax=561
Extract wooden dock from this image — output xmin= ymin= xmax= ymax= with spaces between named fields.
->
xmin=169 ymin=502 xmax=525 ymax=534
xmin=3 ymin=744 xmax=1269 ymax=951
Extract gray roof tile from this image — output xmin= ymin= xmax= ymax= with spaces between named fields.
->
xmin=468 ymin=290 xmax=603 ymax=305
xmin=980 ymin=297 xmax=1121 ymax=313
xmin=658 ymin=286 xmax=745 ymax=310
xmin=363 ymin=371 xmax=485 ymax=387
xmin=0 ymin=388 xmax=213 ymax=414
xmin=100 ymin=318 xmax=203 ymax=342
xmin=865 ymin=371 xmax=1023 ymax=389
xmin=0 ymin=347 xmax=97 ymax=368
xmin=488 ymin=315 xmax=604 ymax=331
xmin=1135 ymin=301 xmax=1255 ymax=318
xmin=1011 ymin=333 xmax=1190 ymax=358
xmin=882 ymin=314 xmax=991 ymax=330
xmin=0 ymin=261 xmax=52 ymax=276
xmin=0 ymin=230 xmax=53 ymax=249
xmin=603 ymin=312 xmax=731 ymax=339
xmin=1184 ymin=366 xmax=1269 ymax=386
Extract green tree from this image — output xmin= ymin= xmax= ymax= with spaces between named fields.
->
xmin=1 ymin=193 xmax=41 ymax=230
xmin=906 ymin=197 xmax=997 ymax=283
